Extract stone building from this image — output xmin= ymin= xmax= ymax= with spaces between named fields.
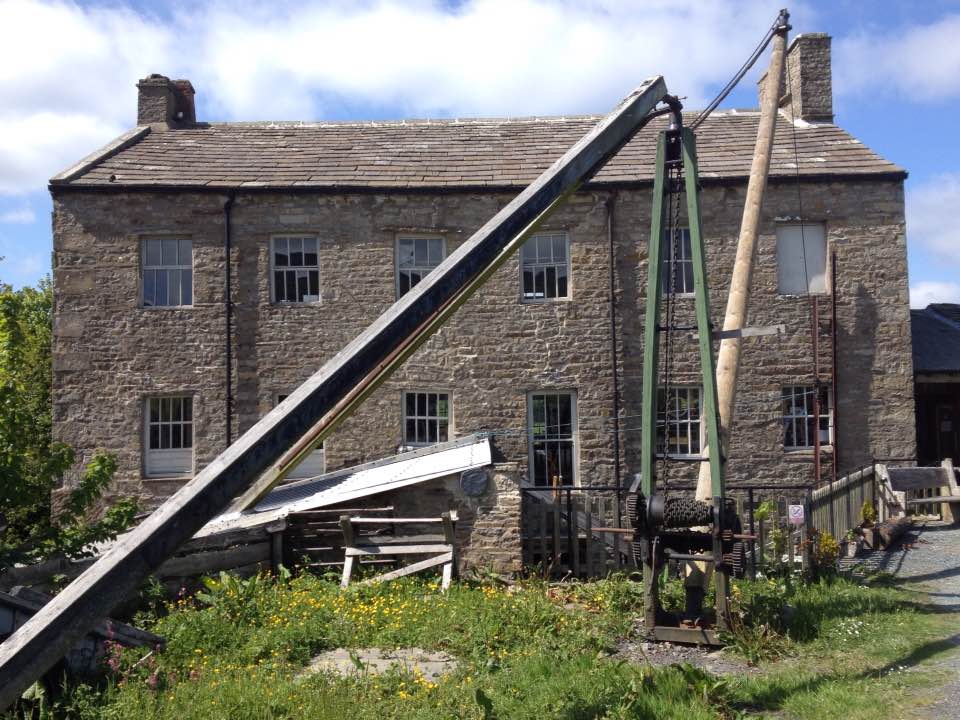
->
xmin=50 ymin=34 xmax=915 ymax=570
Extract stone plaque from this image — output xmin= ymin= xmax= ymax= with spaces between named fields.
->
xmin=460 ymin=468 xmax=488 ymax=497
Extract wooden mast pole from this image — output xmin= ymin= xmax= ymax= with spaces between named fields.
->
xmin=694 ymin=14 xmax=790 ymax=506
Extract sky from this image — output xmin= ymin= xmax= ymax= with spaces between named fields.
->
xmin=1 ymin=0 xmax=959 ymax=307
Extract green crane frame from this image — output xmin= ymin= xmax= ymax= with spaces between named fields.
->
xmin=638 ymin=126 xmax=730 ymax=644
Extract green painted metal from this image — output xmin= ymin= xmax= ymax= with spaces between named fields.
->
xmin=681 ymin=127 xmax=725 ymax=498
xmin=639 ymin=131 xmax=667 ymax=499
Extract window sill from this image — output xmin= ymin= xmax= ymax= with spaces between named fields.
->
xmin=776 ymin=292 xmax=830 ymax=299
xmin=140 ymin=305 xmax=195 ymax=311
xmin=520 ymin=296 xmax=572 ymax=305
xmin=784 ymin=445 xmax=834 ymax=457
xmin=142 ymin=474 xmax=193 ymax=482
xmin=269 ymin=301 xmax=322 ymax=307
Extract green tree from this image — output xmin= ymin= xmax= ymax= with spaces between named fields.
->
xmin=0 ymin=279 xmax=136 ymax=567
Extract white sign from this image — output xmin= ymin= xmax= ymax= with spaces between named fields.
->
xmin=788 ymin=504 xmax=805 ymax=525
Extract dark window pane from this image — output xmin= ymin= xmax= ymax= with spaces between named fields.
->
xmin=171 ymin=424 xmax=182 ymax=449
xmin=784 ymin=420 xmax=794 ymax=447
xmin=405 ymin=419 xmax=416 ymax=443
xmin=274 ymin=271 xmax=284 ymax=301
xmin=438 ymin=420 xmax=448 ymax=442
xmin=405 ymin=393 xmax=416 ymax=416
xmin=149 ymin=425 xmax=159 ymax=449
xmin=155 ymin=270 xmax=168 ymax=306
xmin=149 ymin=398 xmax=160 ymax=422
xmin=414 ymin=238 xmax=428 ymax=266
xmin=534 ymin=268 xmax=545 ymax=298
xmin=143 ymin=270 xmax=155 ymax=306
xmin=683 ymin=263 xmax=694 ymax=293
xmin=145 ymin=239 xmax=162 ymax=267
xmin=285 ymin=271 xmax=295 ymax=301
xmin=428 ymin=239 xmax=444 ymax=265
xmin=290 ymin=237 xmax=303 ymax=267
xmin=183 ymin=397 xmax=192 ymax=421
xmin=537 ymin=235 xmax=551 ymax=262
xmin=522 ymin=270 xmax=534 ymax=296
xmin=183 ymin=424 xmax=192 ymax=448
xmin=179 ymin=239 xmax=192 ymax=266
xmin=545 ymin=266 xmax=556 ymax=298
xmin=557 ymin=266 xmax=568 ymax=297
xmin=304 ymin=238 xmax=318 ymax=266
xmin=172 ymin=397 xmax=182 ymax=421
xmin=160 ymin=398 xmax=170 ymax=422
xmin=416 ymin=419 xmax=427 ymax=443
xmin=559 ymin=444 xmax=574 ymax=484
xmin=428 ymin=419 xmax=437 ymax=443
xmin=417 ymin=393 xmax=426 ymax=416
xmin=297 ymin=273 xmax=308 ymax=302
xmin=309 ymin=270 xmax=319 ymax=297
xmin=181 ymin=270 xmax=192 ymax=305
xmin=398 ymin=240 xmax=415 ymax=267
xmin=162 ymin=238 xmax=178 ymax=266
xmin=437 ymin=395 xmax=448 ymax=418
xmin=399 ymin=272 xmax=410 ymax=296
xmin=274 ymin=238 xmax=288 ymax=266
xmin=427 ymin=393 xmax=437 ymax=416
xmin=410 ymin=270 xmax=422 ymax=288
xmin=167 ymin=270 xmax=180 ymax=306
xmin=160 ymin=424 xmax=170 ymax=449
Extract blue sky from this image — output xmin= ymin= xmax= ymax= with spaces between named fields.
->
xmin=1 ymin=0 xmax=958 ymax=306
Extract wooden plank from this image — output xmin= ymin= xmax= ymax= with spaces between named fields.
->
xmin=361 ymin=552 xmax=453 ymax=585
xmin=349 ymin=513 xmax=458 ymax=525
xmin=339 ymin=515 xmax=355 ymax=547
xmin=156 ymin=543 xmax=270 ymax=578
xmin=345 ymin=544 xmax=453 ymax=557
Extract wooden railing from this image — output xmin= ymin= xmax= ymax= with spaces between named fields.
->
xmin=809 ymin=464 xmax=878 ymax=541
xmin=521 ymin=487 xmax=633 ymax=578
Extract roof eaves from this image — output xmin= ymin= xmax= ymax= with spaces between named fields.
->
xmin=49 ymin=126 xmax=151 ymax=186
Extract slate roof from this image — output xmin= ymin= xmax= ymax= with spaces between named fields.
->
xmin=911 ymin=305 xmax=960 ymax=374
xmin=51 ymin=110 xmax=904 ymax=191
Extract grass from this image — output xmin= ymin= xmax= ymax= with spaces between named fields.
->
xmin=8 ymin=570 xmax=959 ymax=719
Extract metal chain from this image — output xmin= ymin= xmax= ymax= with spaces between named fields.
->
xmin=659 ymin=141 xmax=684 ymax=495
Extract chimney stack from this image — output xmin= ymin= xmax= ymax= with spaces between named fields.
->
xmin=758 ymin=33 xmax=833 ymax=123
xmin=137 ymin=74 xmax=196 ymax=126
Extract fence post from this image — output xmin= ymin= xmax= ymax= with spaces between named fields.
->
xmin=802 ymin=488 xmax=813 ymax=575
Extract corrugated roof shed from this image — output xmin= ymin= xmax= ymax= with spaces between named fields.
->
xmin=911 ymin=305 xmax=960 ymax=375
xmin=50 ymin=111 xmax=904 ymax=191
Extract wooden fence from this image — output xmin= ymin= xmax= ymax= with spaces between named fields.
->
xmin=521 ymin=488 xmax=633 ymax=578
xmin=809 ymin=464 xmax=877 ymax=541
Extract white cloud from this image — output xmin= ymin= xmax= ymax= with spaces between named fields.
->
xmin=0 ymin=206 xmax=36 ymax=224
xmin=0 ymin=0 xmax=801 ymax=194
xmin=907 ymin=173 xmax=960 ymax=263
xmin=835 ymin=14 xmax=960 ymax=101
xmin=910 ymin=281 xmax=960 ymax=309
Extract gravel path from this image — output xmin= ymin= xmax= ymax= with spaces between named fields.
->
xmin=851 ymin=520 xmax=960 ymax=720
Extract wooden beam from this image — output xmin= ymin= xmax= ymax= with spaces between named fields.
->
xmin=0 ymin=76 xmax=670 ymax=710
xmin=360 ymin=552 xmax=454 ymax=585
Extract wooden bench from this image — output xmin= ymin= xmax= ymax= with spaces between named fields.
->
xmin=339 ymin=512 xmax=458 ymax=589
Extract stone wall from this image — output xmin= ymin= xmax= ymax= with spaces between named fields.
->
xmin=51 ymin=175 xmax=915 ymax=558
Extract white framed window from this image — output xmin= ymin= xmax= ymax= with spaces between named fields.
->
xmin=521 ymin=232 xmax=570 ymax=301
xmin=276 ymin=394 xmax=326 ymax=478
xmin=661 ymin=228 xmax=694 ymax=296
xmin=657 ymin=386 xmax=702 ymax=457
xmin=528 ymin=391 xmax=577 ymax=486
xmin=142 ymin=237 xmax=192 ymax=307
xmin=271 ymin=236 xmax=319 ymax=303
xmin=144 ymin=396 xmax=193 ymax=477
xmin=776 ymin=223 xmax=827 ymax=295
xmin=782 ymin=385 xmax=833 ymax=449
xmin=397 ymin=236 xmax=445 ymax=298
xmin=403 ymin=391 xmax=451 ymax=447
